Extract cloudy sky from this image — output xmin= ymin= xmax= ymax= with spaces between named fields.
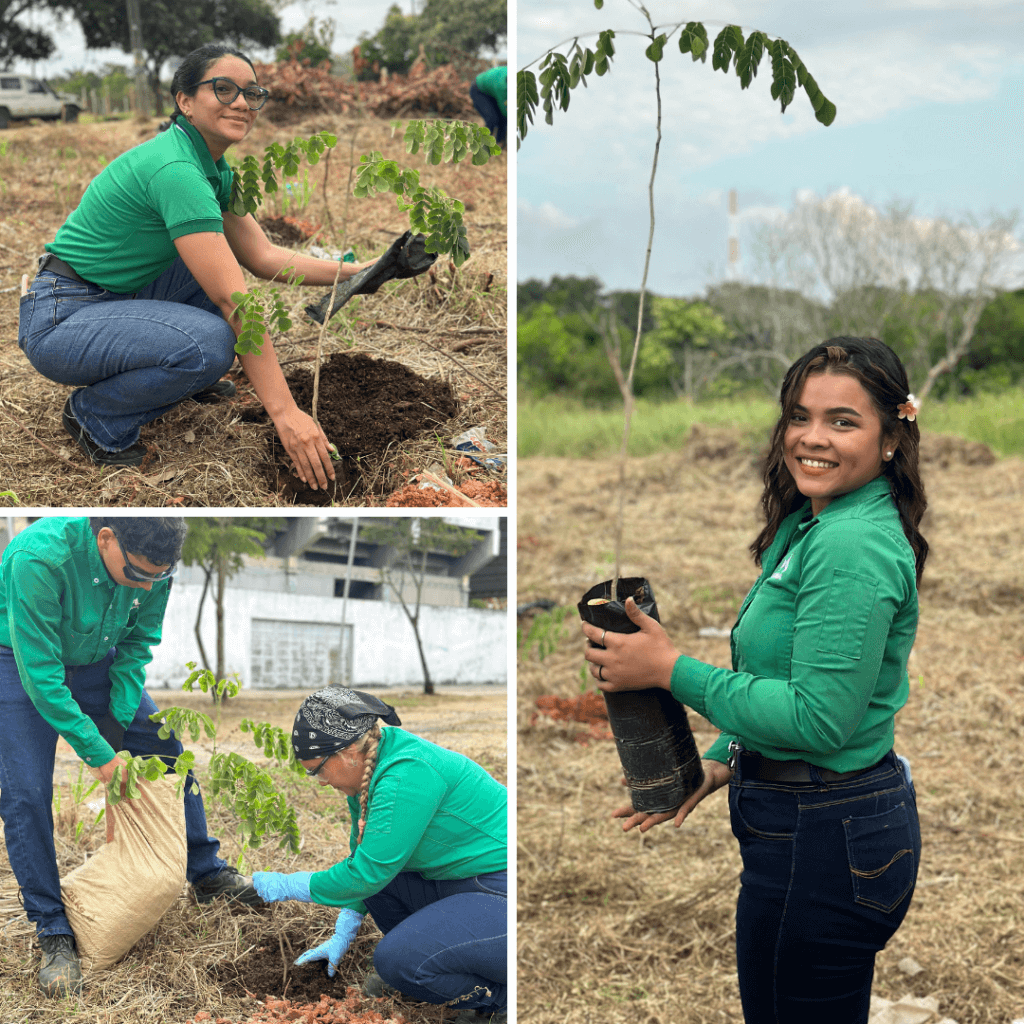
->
xmin=22 ymin=1 xmax=415 ymax=77
xmin=517 ymin=0 xmax=1024 ymax=298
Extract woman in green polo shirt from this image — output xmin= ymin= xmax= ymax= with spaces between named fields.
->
xmin=17 ymin=43 xmax=374 ymax=486
xmin=583 ymin=337 xmax=927 ymax=1023
xmin=251 ymin=688 xmax=507 ymax=1024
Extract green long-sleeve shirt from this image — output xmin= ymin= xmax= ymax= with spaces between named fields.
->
xmin=309 ymin=727 xmax=507 ymax=913
xmin=0 ymin=517 xmax=170 ymax=767
xmin=671 ymin=476 xmax=919 ymax=772
xmin=475 ymin=66 xmax=507 ymax=118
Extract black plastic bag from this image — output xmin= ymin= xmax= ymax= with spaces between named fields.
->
xmin=305 ymin=231 xmax=438 ymax=324
xmin=579 ymin=577 xmax=704 ymax=813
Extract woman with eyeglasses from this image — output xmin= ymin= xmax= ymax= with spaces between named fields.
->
xmin=0 ymin=516 xmax=265 ymax=999
xmin=252 ymin=688 xmax=508 ymax=1024
xmin=17 ymin=44 xmax=376 ymax=486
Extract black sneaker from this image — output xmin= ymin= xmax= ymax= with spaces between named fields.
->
xmin=190 ymin=379 xmax=237 ymax=403
xmin=62 ymin=396 xmax=150 ymax=467
xmin=38 ymin=933 xmax=83 ymax=998
xmin=192 ymin=866 xmax=263 ymax=907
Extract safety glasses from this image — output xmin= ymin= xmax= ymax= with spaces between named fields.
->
xmin=305 ymin=752 xmax=334 ymax=778
xmin=112 ymin=532 xmax=177 ymax=583
xmin=197 ymin=76 xmax=270 ymax=110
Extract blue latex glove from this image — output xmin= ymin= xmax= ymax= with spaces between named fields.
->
xmin=251 ymin=871 xmax=314 ymax=903
xmin=294 ymin=908 xmax=364 ymax=977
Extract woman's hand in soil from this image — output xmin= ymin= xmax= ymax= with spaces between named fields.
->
xmin=294 ymin=908 xmax=364 ymax=978
xmin=273 ymin=406 xmax=336 ymax=490
xmin=612 ymin=760 xmax=732 ymax=833
xmin=582 ymin=597 xmax=680 ymax=692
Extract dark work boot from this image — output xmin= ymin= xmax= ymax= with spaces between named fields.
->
xmin=192 ymin=866 xmax=263 ymax=907
xmin=362 ymin=969 xmax=402 ymax=999
xmin=62 ymin=396 xmax=150 ymax=467
xmin=38 ymin=933 xmax=83 ymax=998
xmin=450 ymin=1011 xmax=507 ymax=1024
xmin=190 ymin=379 xmax=237 ymax=403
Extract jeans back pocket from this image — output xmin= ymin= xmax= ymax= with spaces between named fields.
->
xmin=843 ymin=801 xmax=916 ymax=914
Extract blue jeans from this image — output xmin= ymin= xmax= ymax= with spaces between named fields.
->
xmin=366 ymin=869 xmax=507 ymax=1013
xmin=17 ymin=257 xmax=236 ymax=452
xmin=730 ymin=749 xmax=920 ymax=1023
xmin=469 ymin=83 xmax=506 ymax=146
xmin=0 ymin=646 xmax=227 ymax=938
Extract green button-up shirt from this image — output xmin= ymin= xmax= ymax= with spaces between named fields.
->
xmin=0 ymin=518 xmax=170 ymax=767
xmin=670 ymin=476 xmax=919 ymax=772
xmin=309 ymin=727 xmax=508 ymax=912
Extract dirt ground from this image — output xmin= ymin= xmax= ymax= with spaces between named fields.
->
xmin=517 ymin=426 xmax=1024 ymax=1024
xmin=0 ymin=113 xmax=506 ymax=508
xmin=0 ymin=687 xmax=506 ymax=1024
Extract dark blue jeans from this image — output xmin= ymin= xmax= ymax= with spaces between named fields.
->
xmin=365 ymin=869 xmax=507 ymax=1014
xmin=18 ymin=257 xmax=236 ymax=452
xmin=469 ymin=82 xmax=506 ymax=146
xmin=0 ymin=646 xmax=227 ymax=938
xmin=730 ymin=749 xmax=920 ymax=1023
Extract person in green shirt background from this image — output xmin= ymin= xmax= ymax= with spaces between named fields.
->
xmin=0 ymin=516 xmax=262 ymax=999
xmin=252 ymin=687 xmax=507 ymax=1024
xmin=471 ymin=66 xmax=507 ymax=147
xmin=583 ymin=337 xmax=926 ymax=1023
xmin=17 ymin=43 xmax=376 ymax=487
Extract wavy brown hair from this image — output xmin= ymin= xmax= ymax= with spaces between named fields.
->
xmin=750 ymin=337 xmax=929 ymax=586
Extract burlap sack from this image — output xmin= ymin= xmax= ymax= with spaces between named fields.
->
xmin=60 ymin=774 xmax=187 ymax=971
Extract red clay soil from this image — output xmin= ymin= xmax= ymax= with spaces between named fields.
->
xmin=187 ymin=990 xmax=405 ymax=1023
xmin=385 ymin=478 xmax=506 ymax=507
xmin=532 ymin=694 xmax=613 ymax=742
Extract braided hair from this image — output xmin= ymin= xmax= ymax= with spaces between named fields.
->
xmin=350 ymin=724 xmax=382 ymax=846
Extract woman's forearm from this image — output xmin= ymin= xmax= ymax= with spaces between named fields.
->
xmin=235 ymin=331 xmax=296 ymax=418
xmin=260 ymin=245 xmax=372 ymax=285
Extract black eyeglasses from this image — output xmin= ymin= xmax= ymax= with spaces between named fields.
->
xmin=112 ymin=532 xmax=177 ymax=583
xmin=197 ymin=76 xmax=270 ymax=110
xmin=305 ymin=752 xmax=334 ymax=778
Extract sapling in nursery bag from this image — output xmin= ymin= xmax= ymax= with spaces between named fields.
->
xmin=579 ymin=577 xmax=704 ymax=813
xmin=60 ymin=774 xmax=187 ymax=972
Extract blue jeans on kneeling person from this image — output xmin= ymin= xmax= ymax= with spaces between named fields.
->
xmin=366 ymin=869 xmax=507 ymax=1014
xmin=17 ymin=257 xmax=236 ymax=453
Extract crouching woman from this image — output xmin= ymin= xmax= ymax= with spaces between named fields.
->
xmin=252 ymin=688 xmax=507 ymax=1024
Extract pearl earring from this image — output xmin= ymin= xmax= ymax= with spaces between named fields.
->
xmin=885 ymin=451 xmax=892 ymax=458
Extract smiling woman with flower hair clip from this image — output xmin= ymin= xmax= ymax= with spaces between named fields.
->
xmin=582 ymin=337 xmax=929 ymax=1023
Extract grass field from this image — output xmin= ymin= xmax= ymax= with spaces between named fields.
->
xmin=518 ymin=387 xmax=1024 ymax=460
xmin=517 ymin=434 xmax=1024 ymax=1023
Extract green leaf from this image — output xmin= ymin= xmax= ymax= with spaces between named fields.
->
xmin=594 ymin=0 xmax=603 ymax=7
xmin=736 ymin=31 xmax=767 ymax=89
xmin=678 ymin=22 xmax=709 ymax=62
xmin=645 ymin=33 xmax=667 ymax=62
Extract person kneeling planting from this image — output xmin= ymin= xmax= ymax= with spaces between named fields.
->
xmin=253 ymin=688 xmax=508 ymax=1024
xmin=0 ymin=516 xmax=263 ymax=999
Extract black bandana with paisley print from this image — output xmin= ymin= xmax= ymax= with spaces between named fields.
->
xmin=292 ymin=687 xmax=402 ymax=760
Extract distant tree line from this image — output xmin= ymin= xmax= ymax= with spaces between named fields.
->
xmin=520 ymin=197 xmax=1023 ymax=404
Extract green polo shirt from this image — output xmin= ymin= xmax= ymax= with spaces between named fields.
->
xmin=671 ymin=476 xmax=919 ymax=772
xmin=0 ymin=518 xmax=170 ymax=767
xmin=475 ymin=66 xmax=507 ymax=118
xmin=310 ymin=727 xmax=507 ymax=912
xmin=47 ymin=119 xmax=234 ymax=293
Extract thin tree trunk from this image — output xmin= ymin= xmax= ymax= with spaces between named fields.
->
xmin=215 ymin=552 xmax=226 ymax=695
xmin=194 ymin=565 xmax=212 ymax=672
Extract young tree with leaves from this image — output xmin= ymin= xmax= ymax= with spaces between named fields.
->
xmin=180 ymin=517 xmax=282 ymax=687
xmin=358 ymin=518 xmax=478 ymax=694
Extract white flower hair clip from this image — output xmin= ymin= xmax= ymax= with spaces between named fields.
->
xmin=897 ymin=394 xmax=920 ymax=422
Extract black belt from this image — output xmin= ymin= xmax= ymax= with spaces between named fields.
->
xmin=739 ymin=751 xmax=886 ymax=784
xmin=38 ymin=253 xmax=91 ymax=285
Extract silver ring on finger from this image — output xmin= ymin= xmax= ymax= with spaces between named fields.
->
xmin=601 ymin=629 xmax=607 ymax=646
xmin=598 ymin=665 xmax=606 ymax=682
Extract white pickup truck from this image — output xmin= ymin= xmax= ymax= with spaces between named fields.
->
xmin=0 ymin=74 xmax=79 ymax=129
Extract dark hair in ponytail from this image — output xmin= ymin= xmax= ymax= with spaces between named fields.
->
xmin=162 ymin=43 xmax=257 ymax=129
xmin=750 ymin=337 xmax=929 ymax=586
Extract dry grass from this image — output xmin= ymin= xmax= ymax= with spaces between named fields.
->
xmin=0 ymin=688 xmax=506 ymax=1023
xmin=516 ymin=429 xmax=1024 ymax=1023
xmin=0 ymin=112 xmax=506 ymax=507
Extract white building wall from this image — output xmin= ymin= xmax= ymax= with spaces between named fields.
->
xmin=148 ymin=583 xmax=506 ymax=689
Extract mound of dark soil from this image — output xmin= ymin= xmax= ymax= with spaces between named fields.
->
xmin=286 ymin=352 xmax=459 ymax=458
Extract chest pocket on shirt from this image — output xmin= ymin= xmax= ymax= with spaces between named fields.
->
xmin=817 ymin=569 xmax=878 ymax=660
